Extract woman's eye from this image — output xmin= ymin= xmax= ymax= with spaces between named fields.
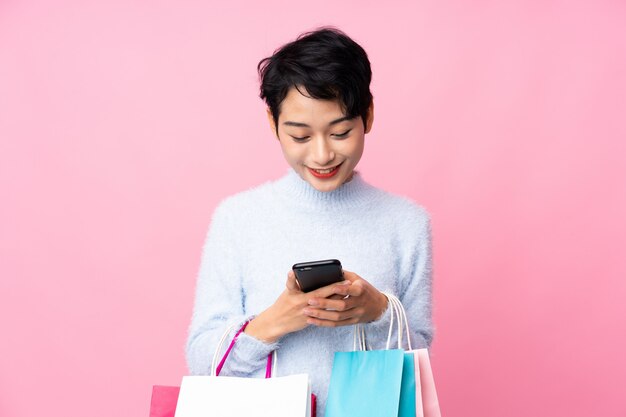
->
xmin=290 ymin=135 xmax=310 ymax=142
xmin=289 ymin=130 xmax=351 ymax=142
xmin=333 ymin=129 xmax=352 ymax=138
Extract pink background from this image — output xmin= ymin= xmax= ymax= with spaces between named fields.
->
xmin=1 ymin=1 xmax=625 ymax=416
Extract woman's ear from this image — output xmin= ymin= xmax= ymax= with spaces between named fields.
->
xmin=266 ymin=108 xmax=279 ymax=139
xmin=364 ymin=101 xmax=374 ymax=134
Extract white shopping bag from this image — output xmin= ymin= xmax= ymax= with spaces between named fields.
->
xmin=174 ymin=373 xmax=312 ymax=417
xmin=175 ymin=321 xmax=313 ymax=417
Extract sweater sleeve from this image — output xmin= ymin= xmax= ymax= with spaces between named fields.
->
xmin=185 ymin=200 xmax=278 ymax=376
xmin=363 ymin=206 xmax=434 ymax=350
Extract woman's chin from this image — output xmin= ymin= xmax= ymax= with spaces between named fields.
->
xmin=310 ymin=181 xmax=340 ymax=192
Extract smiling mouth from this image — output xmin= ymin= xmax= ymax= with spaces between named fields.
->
xmin=307 ymin=162 xmax=343 ymax=178
xmin=311 ymin=166 xmax=337 ymax=174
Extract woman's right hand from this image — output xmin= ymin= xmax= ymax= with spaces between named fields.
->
xmin=244 ymin=270 xmax=350 ymax=343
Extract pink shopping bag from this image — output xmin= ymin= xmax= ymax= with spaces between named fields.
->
xmin=414 ymin=348 xmax=441 ymax=417
xmin=383 ymin=293 xmax=442 ymax=417
xmin=149 ymin=385 xmax=180 ymax=417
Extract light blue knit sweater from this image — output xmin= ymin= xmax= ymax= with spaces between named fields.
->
xmin=186 ymin=168 xmax=433 ymax=415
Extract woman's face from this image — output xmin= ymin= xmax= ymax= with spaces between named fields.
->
xmin=267 ymin=86 xmax=374 ymax=192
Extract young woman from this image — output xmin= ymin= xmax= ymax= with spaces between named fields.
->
xmin=185 ymin=27 xmax=433 ymax=415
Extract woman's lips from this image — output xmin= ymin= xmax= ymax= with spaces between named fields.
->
xmin=308 ymin=162 xmax=342 ymax=178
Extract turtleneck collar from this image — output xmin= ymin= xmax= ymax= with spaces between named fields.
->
xmin=272 ymin=168 xmax=379 ymax=211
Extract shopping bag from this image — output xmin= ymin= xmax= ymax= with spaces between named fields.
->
xmin=174 ymin=321 xmax=312 ymax=417
xmin=415 ymin=349 xmax=441 ymax=417
xmin=149 ymin=385 xmax=179 ymax=417
xmin=175 ymin=373 xmax=311 ymax=416
xmin=325 ymin=299 xmax=416 ymax=417
xmin=399 ymin=351 xmax=417 ymax=417
xmin=325 ymin=348 xmax=406 ymax=417
xmin=175 ymin=329 xmax=312 ymax=416
xmin=149 ymin=368 xmax=312 ymax=417
xmin=149 ymin=321 xmax=315 ymax=417
xmin=387 ymin=294 xmax=442 ymax=417
xmin=342 ymin=316 xmax=423 ymax=417
xmin=328 ymin=293 xmax=441 ymax=417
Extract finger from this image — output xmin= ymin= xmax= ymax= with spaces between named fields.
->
xmin=306 ymin=296 xmax=356 ymax=311
xmin=303 ymin=306 xmax=360 ymax=322
xmin=327 ymin=294 xmax=345 ymax=300
xmin=308 ymin=280 xmax=351 ymax=299
xmin=306 ymin=315 xmax=361 ymax=328
xmin=341 ymin=270 xmax=360 ymax=282
xmin=327 ymin=280 xmax=364 ymax=298
xmin=286 ymin=270 xmax=300 ymax=291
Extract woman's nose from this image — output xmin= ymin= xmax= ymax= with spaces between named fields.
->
xmin=311 ymin=137 xmax=335 ymax=166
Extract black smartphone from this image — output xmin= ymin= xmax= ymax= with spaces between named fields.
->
xmin=292 ymin=259 xmax=344 ymax=292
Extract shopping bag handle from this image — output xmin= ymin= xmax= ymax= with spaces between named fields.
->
xmin=385 ymin=293 xmax=412 ymax=350
xmin=353 ymin=292 xmax=413 ymax=351
xmin=211 ymin=320 xmax=277 ymax=378
xmin=213 ymin=321 xmax=249 ymax=376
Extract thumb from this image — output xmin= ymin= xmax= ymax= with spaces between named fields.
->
xmin=341 ymin=269 xmax=360 ymax=282
xmin=286 ymin=270 xmax=300 ymax=291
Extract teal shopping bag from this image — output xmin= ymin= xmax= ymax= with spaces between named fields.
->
xmin=325 ymin=349 xmax=406 ymax=417
xmin=399 ymin=352 xmax=417 ymax=417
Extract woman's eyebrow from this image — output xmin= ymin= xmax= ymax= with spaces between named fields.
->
xmin=282 ymin=116 xmax=352 ymax=128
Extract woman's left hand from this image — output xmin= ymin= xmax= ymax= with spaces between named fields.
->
xmin=303 ymin=269 xmax=388 ymax=327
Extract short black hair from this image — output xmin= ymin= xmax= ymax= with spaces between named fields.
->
xmin=257 ymin=27 xmax=373 ymax=132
